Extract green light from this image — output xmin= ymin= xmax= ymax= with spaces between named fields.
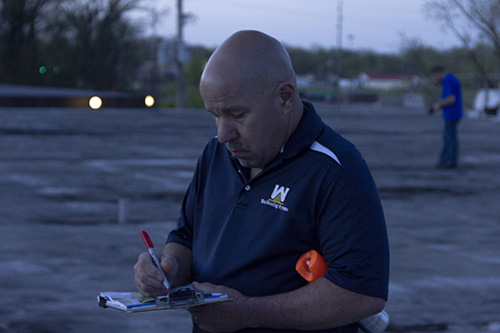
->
xmin=39 ymin=66 xmax=47 ymax=74
xmin=53 ymin=66 xmax=60 ymax=74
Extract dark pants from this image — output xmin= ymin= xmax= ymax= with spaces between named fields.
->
xmin=439 ymin=120 xmax=460 ymax=167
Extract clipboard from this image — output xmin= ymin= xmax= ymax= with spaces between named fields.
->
xmin=98 ymin=284 xmax=230 ymax=313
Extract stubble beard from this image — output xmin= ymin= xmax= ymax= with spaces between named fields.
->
xmin=226 ymin=142 xmax=258 ymax=168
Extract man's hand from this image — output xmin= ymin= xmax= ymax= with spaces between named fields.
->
xmin=189 ymin=281 xmax=250 ymax=332
xmin=430 ymin=102 xmax=442 ymax=114
xmin=432 ymin=95 xmax=456 ymax=114
xmin=134 ymin=252 xmax=178 ymax=297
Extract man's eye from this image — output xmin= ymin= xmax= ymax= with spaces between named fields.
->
xmin=232 ymin=112 xmax=245 ymax=119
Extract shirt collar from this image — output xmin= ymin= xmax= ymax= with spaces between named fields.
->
xmin=281 ymin=101 xmax=324 ymax=160
xmin=230 ymin=101 xmax=324 ymax=180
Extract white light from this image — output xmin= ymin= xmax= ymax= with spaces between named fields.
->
xmin=145 ymin=95 xmax=155 ymax=107
xmin=89 ymin=96 xmax=102 ymax=110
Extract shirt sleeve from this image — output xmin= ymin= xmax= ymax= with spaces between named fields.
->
xmin=166 ymin=180 xmax=196 ymax=249
xmin=317 ymin=157 xmax=390 ymax=300
xmin=165 ymin=150 xmax=207 ymax=248
xmin=442 ymin=75 xmax=458 ymax=99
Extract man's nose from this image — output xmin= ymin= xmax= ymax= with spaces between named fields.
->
xmin=217 ymin=118 xmax=238 ymax=144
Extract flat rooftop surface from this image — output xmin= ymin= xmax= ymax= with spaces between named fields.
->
xmin=0 ymin=103 xmax=499 ymax=332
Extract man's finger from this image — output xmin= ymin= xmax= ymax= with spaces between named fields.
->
xmin=192 ymin=281 xmax=214 ymax=292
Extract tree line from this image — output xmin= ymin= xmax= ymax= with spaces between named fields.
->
xmin=0 ymin=0 xmax=144 ymax=90
xmin=1 ymin=0 xmax=499 ymax=105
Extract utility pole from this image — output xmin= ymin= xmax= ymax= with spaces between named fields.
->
xmin=336 ymin=0 xmax=343 ymax=79
xmin=175 ymin=0 xmax=186 ymax=109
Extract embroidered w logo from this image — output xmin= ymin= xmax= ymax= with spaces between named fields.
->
xmin=269 ymin=184 xmax=290 ymax=205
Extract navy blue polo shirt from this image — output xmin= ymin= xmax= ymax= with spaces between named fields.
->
xmin=167 ymin=102 xmax=389 ymax=332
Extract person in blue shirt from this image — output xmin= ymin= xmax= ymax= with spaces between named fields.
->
xmin=134 ymin=30 xmax=389 ymax=333
xmin=430 ymin=66 xmax=463 ymax=168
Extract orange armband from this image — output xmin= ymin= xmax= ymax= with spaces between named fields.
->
xmin=295 ymin=250 xmax=328 ymax=283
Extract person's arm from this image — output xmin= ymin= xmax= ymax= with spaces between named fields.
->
xmin=433 ymin=95 xmax=456 ymax=111
xmin=134 ymin=242 xmax=192 ymax=297
xmin=189 ymin=277 xmax=385 ymax=332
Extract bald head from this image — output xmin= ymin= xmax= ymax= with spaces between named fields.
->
xmin=200 ymin=30 xmax=297 ymax=94
xmin=199 ymin=31 xmax=304 ymax=176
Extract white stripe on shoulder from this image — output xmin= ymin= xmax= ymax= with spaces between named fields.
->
xmin=309 ymin=141 xmax=342 ymax=166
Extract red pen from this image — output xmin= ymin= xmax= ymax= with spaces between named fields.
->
xmin=140 ymin=230 xmax=170 ymax=292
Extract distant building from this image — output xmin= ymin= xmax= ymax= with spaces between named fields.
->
xmin=296 ymin=74 xmax=315 ymax=88
xmin=358 ymin=72 xmax=419 ymax=90
xmin=158 ymin=39 xmax=191 ymax=66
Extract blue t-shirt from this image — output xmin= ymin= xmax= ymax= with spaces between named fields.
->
xmin=441 ymin=73 xmax=463 ymax=121
xmin=167 ymin=102 xmax=389 ymax=333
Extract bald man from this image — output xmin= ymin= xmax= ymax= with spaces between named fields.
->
xmin=134 ymin=31 xmax=389 ymax=333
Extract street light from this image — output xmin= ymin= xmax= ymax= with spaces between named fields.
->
xmin=145 ymin=95 xmax=155 ymax=107
xmin=89 ymin=96 xmax=102 ymax=109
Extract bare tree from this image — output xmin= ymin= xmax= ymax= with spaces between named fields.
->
xmin=424 ymin=0 xmax=500 ymax=87
xmin=51 ymin=0 xmax=142 ymax=89
xmin=0 ymin=0 xmax=54 ymax=83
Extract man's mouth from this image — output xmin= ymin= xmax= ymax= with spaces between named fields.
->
xmin=226 ymin=143 xmax=249 ymax=158
xmin=229 ymin=149 xmax=246 ymax=158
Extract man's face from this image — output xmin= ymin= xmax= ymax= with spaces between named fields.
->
xmin=431 ymin=71 xmax=444 ymax=85
xmin=200 ymin=81 xmax=289 ymax=170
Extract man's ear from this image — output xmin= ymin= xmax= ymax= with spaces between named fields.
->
xmin=277 ymin=83 xmax=295 ymax=114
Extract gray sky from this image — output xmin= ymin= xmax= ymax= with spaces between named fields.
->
xmin=144 ymin=0 xmax=462 ymax=53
